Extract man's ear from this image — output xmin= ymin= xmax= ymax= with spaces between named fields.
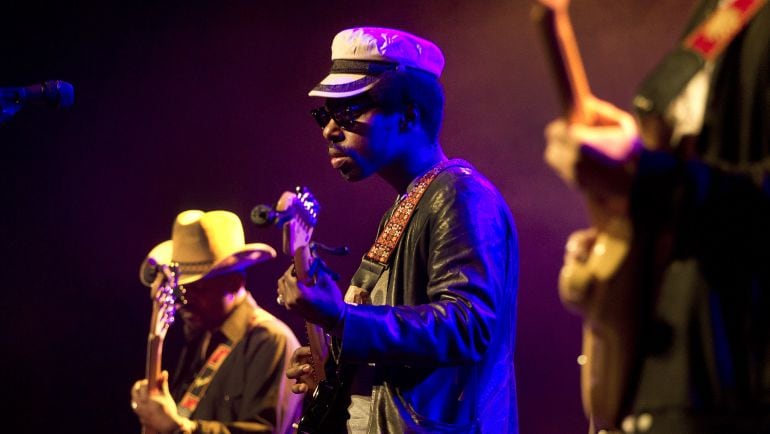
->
xmin=399 ymin=103 xmax=418 ymax=131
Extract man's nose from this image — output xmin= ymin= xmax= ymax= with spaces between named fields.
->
xmin=322 ymin=118 xmax=344 ymax=143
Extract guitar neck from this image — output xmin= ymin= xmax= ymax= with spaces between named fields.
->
xmin=145 ymin=335 xmax=163 ymax=390
xmin=293 ymin=244 xmax=329 ymax=382
xmin=533 ymin=3 xmax=593 ymax=123
xmin=143 ymin=334 xmax=163 ymax=434
xmin=142 ymin=267 xmax=177 ymax=434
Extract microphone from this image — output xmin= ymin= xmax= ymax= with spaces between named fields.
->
xmin=250 ymin=204 xmax=293 ymax=227
xmin=0 ymin=80 xmax=75 ymax=110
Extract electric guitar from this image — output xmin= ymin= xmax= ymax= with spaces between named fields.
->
xmin=254 ymin=187 xmax=351 ymax=433
xmin=532 ymin=0 xmax=644 ymax=429
xmin=142 ymin=262 xmax=181 ymax=434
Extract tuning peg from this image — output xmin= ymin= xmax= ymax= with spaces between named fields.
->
xmin=310 ymin=241 xmax=349 ymax=256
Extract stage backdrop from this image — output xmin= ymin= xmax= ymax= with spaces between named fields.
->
xmin=0 ymin=1 xmax=692 ymax=432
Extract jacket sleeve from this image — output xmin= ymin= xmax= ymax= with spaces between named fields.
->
xmin=631 ymin=149 xmax=770 ymax=287
xmin=338 ymin=172 xmax=518 ymax=366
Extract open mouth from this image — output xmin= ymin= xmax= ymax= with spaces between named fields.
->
xmin=330 ymin=156 xmax=349 ymax=169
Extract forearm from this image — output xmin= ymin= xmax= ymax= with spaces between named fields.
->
xmin=338 ymin=299 xmax=493 ymax=365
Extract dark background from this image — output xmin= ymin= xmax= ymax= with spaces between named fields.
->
xmin=0 ymin=1 xmax=692 ymax=432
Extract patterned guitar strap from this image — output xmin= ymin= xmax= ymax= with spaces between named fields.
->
xmin=366 ymin=159 xmax=467 ymax=264
xmin=176 ymin=334 xmax=242 ymax=418
xmin=348 ymin=158 xmax=469 ymax=302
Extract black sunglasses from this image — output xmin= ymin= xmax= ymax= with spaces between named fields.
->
xmin=310 ymin=96 xmax=377 ymax=130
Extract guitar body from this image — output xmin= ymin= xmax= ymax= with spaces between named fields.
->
xmin=559 ymin=219 xmax=642 ymax=429
xmin=272 ymin=188 xmax=353 ymax=433
xmin=580 ymin=261 xmax=641 ymax=431
xmin=295 ymin=365 xmax=354 ymax=434
xmin=533 ymin=2 xmax=644 ymax=429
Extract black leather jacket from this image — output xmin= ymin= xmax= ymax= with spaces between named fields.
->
xmin=340 ymin=161 xmax=519 ymax=433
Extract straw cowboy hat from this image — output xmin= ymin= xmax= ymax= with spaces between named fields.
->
xmin=139 ymin=210 xmax=276 ymax=286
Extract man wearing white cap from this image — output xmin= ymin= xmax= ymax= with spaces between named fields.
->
xmin=278 ymin=27 xmax=519 ymax=433
xmin=131 ymin=210 xmax=302 ymax=434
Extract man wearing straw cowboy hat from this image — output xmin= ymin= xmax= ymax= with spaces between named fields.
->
xmin=131 ymin=210 xmax=302 ymax=434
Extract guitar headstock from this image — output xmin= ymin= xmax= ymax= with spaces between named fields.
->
xmin=275 ymin=186 xmax=320 ymax=258
xmin=532 ymin=0 xmax=593 ymax=123
xmin=149 ymin=263 xmax=179 ymax=341
xmin=536 ymin=0 xmax=569 ymax=13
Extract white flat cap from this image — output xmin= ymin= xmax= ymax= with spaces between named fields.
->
xmin=309 ymin=27 xmax=445 ymax=98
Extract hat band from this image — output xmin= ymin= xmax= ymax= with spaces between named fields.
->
xmin=330 ymin=59 xmax=399 ymax=75
xmin=174 ymin=259 xmax=214 ymax=276
xmin=312 ymin=75 xmax=380 ymax=94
